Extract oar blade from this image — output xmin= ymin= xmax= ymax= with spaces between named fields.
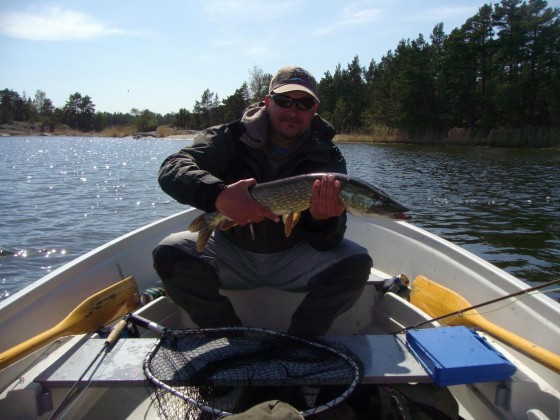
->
xmin=0 ymin=276 xmax=140 ymax=370
xmin=410 ymin=275 xmax=478 ymax=327
xmin=62 ymin=276 xmax=140 ymax=334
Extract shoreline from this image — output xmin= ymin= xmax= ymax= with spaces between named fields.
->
xmin=0 ymin=122 xmax=200 ymax=140
xmin=2 ymin=123 xmax=559 ymax=148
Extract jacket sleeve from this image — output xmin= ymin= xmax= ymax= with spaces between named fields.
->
xmin=301 ymin=211 xmax=347 ymax=251
xmin=157 ymin=125 xmax=234 ymax=212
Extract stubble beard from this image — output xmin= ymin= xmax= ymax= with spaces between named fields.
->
xmin=276 ymin=116 xmax=305 ymax=142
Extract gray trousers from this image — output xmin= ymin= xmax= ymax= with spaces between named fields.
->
xmin=153 ymin=230 xmax=372 ymax=336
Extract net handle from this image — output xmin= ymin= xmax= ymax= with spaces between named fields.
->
xmin=128 ymin=313 xmax=166 ymax=334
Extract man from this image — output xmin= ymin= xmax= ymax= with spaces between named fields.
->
xmin=153 ymin=65 xmax=373 ymax=336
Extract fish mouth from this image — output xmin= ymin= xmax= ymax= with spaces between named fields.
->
xmin=391 ymin=211 xmax=411 ymax=220
xmin=367 ymin=202 xmax=410 ymax=220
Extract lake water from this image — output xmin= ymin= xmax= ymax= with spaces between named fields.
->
xmin=1 ymin=136 xmax=559 ymax=301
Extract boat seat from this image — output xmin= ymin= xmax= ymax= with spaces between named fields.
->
xmin=35 ymin=334 xmax=430 ymax=389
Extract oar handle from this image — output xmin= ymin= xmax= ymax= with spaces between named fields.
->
xmin=475 ymin=317 xmax=560 ymax=374
xmin=0 ymin=325 xmax=65 ymax=370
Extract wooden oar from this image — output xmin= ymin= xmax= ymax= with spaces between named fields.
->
xmin=0 ymin=276 xmax=140 ymax=370
xmin=410 ymin=275 xmax=560 ymax=374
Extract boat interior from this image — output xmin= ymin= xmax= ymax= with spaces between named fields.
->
xmin=0 ymin=211 xmax=559 ymax=419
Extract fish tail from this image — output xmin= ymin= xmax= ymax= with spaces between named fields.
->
xmin=195 ymin=229 xmax=213 ymax=252
xmin=187 ymin=213 xmax=207 ymax=233
xmin=187 ymin=214 xmax=215 ymax=252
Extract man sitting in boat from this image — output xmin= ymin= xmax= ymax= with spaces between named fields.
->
xmin=153 ymin=65 xmax=373 ymax=336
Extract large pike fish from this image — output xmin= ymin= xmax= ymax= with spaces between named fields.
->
xmin=188 ymin=173 xmax=409 ymax=251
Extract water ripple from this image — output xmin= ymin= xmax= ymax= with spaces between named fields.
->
xmin=341 ymin=143 xmax=560 ymax=297
xmin=1 ymin=138 xmax=558 ymax=301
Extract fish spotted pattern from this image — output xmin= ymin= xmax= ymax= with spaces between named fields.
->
xmin=188 ymin=173 xmax=409 ymax=251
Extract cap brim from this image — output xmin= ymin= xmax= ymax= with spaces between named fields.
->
xmin=271 ymin=84 xmax=320 ymax=103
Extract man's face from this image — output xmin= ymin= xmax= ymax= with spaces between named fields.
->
xmin=265 ymin=91 xmax=319 ymax=143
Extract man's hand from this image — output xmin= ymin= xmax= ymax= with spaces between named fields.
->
xmin=215 ymin=178 xmax=279 ymax=225
xmin=309 ymin=174 xmax=345 ymax=221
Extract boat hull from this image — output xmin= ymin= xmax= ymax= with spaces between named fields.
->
xmin=1 ymin=209 xmax=559 ymax=419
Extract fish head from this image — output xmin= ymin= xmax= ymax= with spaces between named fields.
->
xmin=340 ymin=178 xmax=409 ymax=219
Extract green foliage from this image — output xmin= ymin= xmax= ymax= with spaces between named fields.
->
xmin=175 ymin=108 xmax=191 ymax=129
xmin=348 ymin=0 xmax=560 ymax=139
xmin=33 ymin=90 xmax=56 ymax=129
xmin=193 ymin=89 xmax=220 ymax=129
xmin=221 ymin=84 xmax=250 ymax=122
xmin=135 ymin=109 xmax=158 ymax=132
xmin=247 ymin=66 xmax=272 ymax=103
xmin=0 ymin=89 xmax=34 ymax=124
xmin=62 ymin=92 xmax=96 ymax=132
xmin=2 ymin=0 xmax=558 ymax=146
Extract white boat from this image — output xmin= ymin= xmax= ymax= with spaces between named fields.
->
xmin=0 ymin=208 xmax=559 ymax=419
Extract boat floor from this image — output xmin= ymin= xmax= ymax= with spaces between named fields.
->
xmin=0 ymin=270 xmax=439 ymax=419
xmin=2 ymin=268 xmax=559 ymax=419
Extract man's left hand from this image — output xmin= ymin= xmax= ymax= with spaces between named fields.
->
xmin=309 ymin=174 xmax=345 ymax=221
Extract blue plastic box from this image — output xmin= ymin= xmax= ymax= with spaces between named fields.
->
xmin=406 ymin=326 xmax=516 ymax=386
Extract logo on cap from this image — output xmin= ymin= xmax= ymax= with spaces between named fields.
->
xmin=269 ymin=66 xmax=319 ymax=102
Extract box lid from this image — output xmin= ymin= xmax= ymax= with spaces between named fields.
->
xmin=406 ymin=326 xmax=516 ymax=386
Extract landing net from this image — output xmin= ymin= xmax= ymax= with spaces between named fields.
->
xmin=143 ymin=327 xmax=363 ymax=419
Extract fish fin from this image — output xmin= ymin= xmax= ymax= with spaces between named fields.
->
xmin=292 ymin=212 xmax=301 ymax=227
xmin=195 ymin=229 xmax=213 ymax=252
xmin=283 ymin=212 xmax=301 ymax=237
xmin=187 ymin=213 xmax=207 ymax=233
xmin=187 ymin=212 xmax=223 ymax=252
xmin=218 ymin=220 xmax=238 ymax=231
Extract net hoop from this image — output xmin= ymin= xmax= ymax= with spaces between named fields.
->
xmin=143 ymin=326 xmax=362 ymax=418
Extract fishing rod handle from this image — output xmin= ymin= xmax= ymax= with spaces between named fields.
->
xmin=105 ymin=318 xmax=129 ymax=346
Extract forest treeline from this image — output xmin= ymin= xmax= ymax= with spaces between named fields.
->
xmin=1 ymin=0 xmax=559 ymax=147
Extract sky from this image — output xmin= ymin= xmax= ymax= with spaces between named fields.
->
xmin=1 ymin=0 xmax=559 ymax=115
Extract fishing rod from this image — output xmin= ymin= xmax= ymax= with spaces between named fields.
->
xmin=399 ymin=277 xmax=560 ymax=333
xmin=48 ymin=314 xmax=131 ymax=420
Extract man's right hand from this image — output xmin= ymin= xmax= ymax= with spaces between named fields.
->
xmin=215 ymin=178 xmax=279 ymax=226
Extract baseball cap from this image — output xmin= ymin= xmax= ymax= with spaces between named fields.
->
xmin=269 ymin=66 xmax=320 ymax=103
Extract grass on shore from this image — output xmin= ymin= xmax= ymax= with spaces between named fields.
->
xmin=334 ymin=126 xmax=560 ymax=148
xmin=93 ymin=125 xmax=195 ymax=138
xmin=97 ymin=126 xmax=136 ymax=137
xmin=3 ymin=121 xmax=558 ymax=147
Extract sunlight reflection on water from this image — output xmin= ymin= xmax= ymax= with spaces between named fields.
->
xmin=0 ymin=137 xmax=558 ymax=301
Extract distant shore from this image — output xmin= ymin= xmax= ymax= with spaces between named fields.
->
xmin=2 ymin=121 xmax=558 ymax=148
xmin=0 ymin=121 xmax=360 ymax=143
xmin=0 ymin=121 xmax=200 ymax=140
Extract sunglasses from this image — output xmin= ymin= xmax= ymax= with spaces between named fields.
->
xmin=270 ymin=94 xmax=317 ymax=111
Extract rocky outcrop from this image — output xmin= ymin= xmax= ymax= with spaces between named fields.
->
xmin=0 ymin=121 xmax=42 ymax=136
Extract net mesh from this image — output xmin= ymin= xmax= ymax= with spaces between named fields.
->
xmin=144 ymin=327 xmax=363 ymax=419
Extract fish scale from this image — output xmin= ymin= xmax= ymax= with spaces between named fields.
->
xmin=188 ymin=173 xmax=408 ymax=251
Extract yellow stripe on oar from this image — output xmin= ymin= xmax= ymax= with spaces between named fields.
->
xmin=0 ymin=276 xmax=140 ymax=370
xmin=410 ymin=275 xmax=560 ymax=374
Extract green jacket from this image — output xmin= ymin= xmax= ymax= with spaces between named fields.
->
xmin=158 ymin=105 xmax=348 ymax=253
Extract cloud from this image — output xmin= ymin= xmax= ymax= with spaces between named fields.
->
xmin=202 ymin=0 xmax=299 ymax=21
xmin=314 ymin=1 xmax=382 ymax=35
xmin=0 ymin=7 xmax=132 ymax=41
